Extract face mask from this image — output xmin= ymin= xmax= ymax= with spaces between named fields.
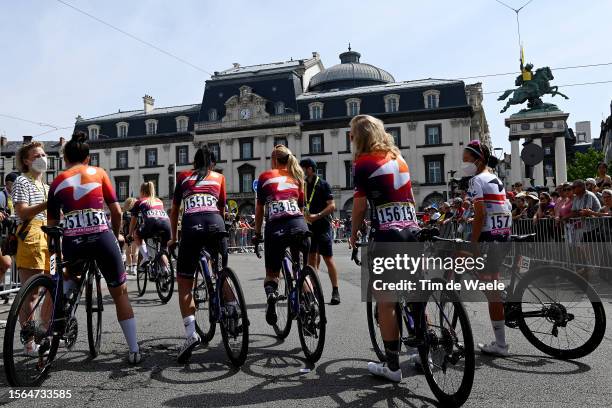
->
xmin=461 ymin=161 xmax=478 ymax=177
xmin=31 ymin=156 xmax=48 ymax=173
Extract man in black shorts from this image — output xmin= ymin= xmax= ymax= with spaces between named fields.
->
xmin=300 ymin=158 xmax=340 ymax=305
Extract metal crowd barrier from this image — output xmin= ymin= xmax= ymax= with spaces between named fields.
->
xmin=0 ymin=260 xmax=19 ymax=297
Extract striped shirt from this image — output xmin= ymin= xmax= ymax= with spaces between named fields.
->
xmin=11 ymin=175 xmax=49 ymax=224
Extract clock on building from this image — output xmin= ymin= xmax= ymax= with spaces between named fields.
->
xmin=240 ymin=108 xmax=251 ymax=120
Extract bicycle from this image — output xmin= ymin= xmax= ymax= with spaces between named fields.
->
xmin=254 ymin=230 xmax=327 ymax=364
xmin=3 ymin=226 xmax=104 ymax=386
xmin=135 ymin=233 xmax=175 ymax=303
xmin=353 ymin=242 xmax=475 ymax=407
xmin=191 ymin=230 xmax=249 ymax=366
xmin=432 ymin=233 xmax=606 ymax=359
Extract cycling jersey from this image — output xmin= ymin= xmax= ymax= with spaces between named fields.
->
xmin=131 ymin=197 xmax=169 ymax=222
xmin=354 ymin=152 xmax=419 ymax=234
xmin=174 ymin=170 xmax=226 ymax=217
xmin=467 ymin=172 xmax=512 ymax=237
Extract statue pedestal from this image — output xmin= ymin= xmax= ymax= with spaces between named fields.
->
xmin=505 ymin=109 xmax=570 ymax=187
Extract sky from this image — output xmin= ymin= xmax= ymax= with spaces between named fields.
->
xmin=1 ymin=0 xmax=611 ymax=153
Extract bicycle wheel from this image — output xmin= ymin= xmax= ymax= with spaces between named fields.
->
xmin=194 ymin=264 xmax=216 ymax=343
xmin=3 ymin=274 xmax=61 ymax=386
xmin=514 ymin=266 xmax=606 ymax=359
xmin=272 ymin=251 xmax=292 ymax=339
xmin=297 ymin=265 xmax=326 ymax=363
xmin=366 ymin=300 xmax=386 ymax=362
xmin=218 ymin=267 xmax=249 ymax=366
xmin=136 ymin=260 xmax=147 ymax=297
xmin=419 ymin=280 xmax=475 ymax=407
xmin=86 ymin=269 xmax=103 ymax=358
xmin=155 ymin=251 xmax=175 ymax=304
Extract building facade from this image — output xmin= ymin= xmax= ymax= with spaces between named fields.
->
xmin=0 ymin=135 xmax=65 ymax=187
xmin=601 ymin=100 xmax=612 ymax=163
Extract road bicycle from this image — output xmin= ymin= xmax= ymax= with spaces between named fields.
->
xmin=135 ymin=233 xmax=175 ymax=303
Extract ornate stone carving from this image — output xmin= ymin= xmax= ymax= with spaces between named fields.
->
xmin=407 ymin=123 xmax=417 ymax=131
xmin=330 ymin=129 xmax=339 ymax=137
xmin=133 ymin=146 xmax=141 ymax=153
xmin=162 ymin=144 xmax=171 ymax=152
xmin=104 ymin=148 xmax=111 ymax=156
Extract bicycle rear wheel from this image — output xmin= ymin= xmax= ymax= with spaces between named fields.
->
xmin=86 ymin=269 xmax=103 ymax=358
xmin=219 ymin=267 xmax=249 ymax=366
xmin=366 ymin=300 xmax=386 ymax=362
xmin=515 ymin=266 xmax=606 ymax=359
xmin=272 ymin=252 xmax=292 ymax=339
xmin=193 ymin=264 xmax=216 ymax=343
xmin=155 ymin=251 xmax=175 ymax=304
xmin=3 ymin=274 xmax=61 ymax=386
xmin=136 ymin=259 xmax=147 ymax=297
xmin=297 ymin=265 xmax=326 ymax=363
xmin=419 ymin=280 xmax=475 ymax=407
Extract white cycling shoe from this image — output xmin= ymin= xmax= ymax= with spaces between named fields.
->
xmin=478 ymin=341 xmax=509 ymax=357
xmin=367 ymin=362 xmax=402 ymax=383
xmin=128 ymin=350 xmax=142 ymax=365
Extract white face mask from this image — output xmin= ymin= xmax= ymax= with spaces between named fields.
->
xmin=31 ymin=156 xmax=48 ymax=173
xmin=461 ymin=161 xmax=478 ymax=177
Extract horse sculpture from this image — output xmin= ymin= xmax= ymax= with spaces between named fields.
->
xmin=498 ymin=66 xmax=569 ymax=113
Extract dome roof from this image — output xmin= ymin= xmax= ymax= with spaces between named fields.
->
xmin=308 ymin=48 xmax=394 ymax=92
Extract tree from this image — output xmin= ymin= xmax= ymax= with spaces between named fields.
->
xmin=567 ymin=148 xmax=606 ymax=181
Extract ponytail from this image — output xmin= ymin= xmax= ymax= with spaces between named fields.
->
xmin=194 ymin=145 xmax=215 ymax=182
xmin=140 ymin=181 xmax=156 ymax=202
xmin=272 ymin=144 xmax=304 ymax=188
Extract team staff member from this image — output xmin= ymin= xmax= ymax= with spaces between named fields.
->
xmin=299 ymin=158 xmax=341 ymax=305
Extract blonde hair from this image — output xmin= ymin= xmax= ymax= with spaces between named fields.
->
xmin=272 ymin=145 xmax=304 ymax=187
xmin=16 ymin=141 xmax=44 ymax=173
xmin=349 ymin=114 xmax=400 ymax=160
xmin=140 ymin=181 xmax=156 ymax=203
xmin=123 ymin=197 xmax=137 ymax=212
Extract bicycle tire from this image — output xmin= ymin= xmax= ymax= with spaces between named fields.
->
xmin=297 ymin=265 xmax=326 ymax=363
xmin=194 ymin=264 xmax=216 ymax=344
xmin=136 ymin=263 xmax=147 ymax=297
xmin=155 ymin=251 xmax=175 ymax=304
xmin=3 ymin=274 xmax=61 ymax=387
xmin=515 ymin=266 xmax=606 ymax=359
xmin=272 ymin=252 xmax=292 ymax=339
xmin=366 ymin=301 xmax=387 ymax=362
xmin=218 ymin=267 xmax=250 ymax=367
xmin=86 ymin=268 xmax=103 ymax=358
xmin=419 ymin=281 xmax=475 ymax=407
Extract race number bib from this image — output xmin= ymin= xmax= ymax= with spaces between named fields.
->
xmin=375 ymin=202 xmax=417 ymax=230
xmin=488 ymin=212 xmax=511 ymax=235
xmin=63 ymin=209 xmax=109 ymax=236
xmin=268 ymin=199 xmax=301 ymax=220
xmin=184 ymin=194 xmax=218 ymax=214
xmin=146 ymin=209 xmax=168 ymax=218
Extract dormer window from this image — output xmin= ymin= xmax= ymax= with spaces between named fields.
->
xmin=175 ymin=115 xmax=189 ymax=132
xmin=116 ymin=122 xmax=129 ymax=138
xmin=384 ymin=94 xmax=400 ymax=113
xmin=145 ymin=119 xmax=158 ymax=135
xmin=423 ymin=90 xmax=440 ymax=109
xmin=346 ymin=98 xmax=361 ymax=116
xmin=87 ymin=124 xmax=100 ymax=140
xmin=309 ymin=102 xmax=324 ymax=120
xmin=275 ymin=102 xmax=285 ymax=115
xmin=208 ymin=109 xmax=218 ymax=122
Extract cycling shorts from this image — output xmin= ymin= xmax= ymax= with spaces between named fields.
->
xmin=177 ymin=213 xmax=227 ymax=279
xmin=264 ymin=217 xmax=309 ymax=271
xmin=308 ymin=224 xmax=333 ymax=257
xmin=137 ymin=218 xmax=171 ymax=247
xmin=478 ymin=232 xmax=510 ymax=280
xmin=370 ymin=227 xmax=420 ymax=243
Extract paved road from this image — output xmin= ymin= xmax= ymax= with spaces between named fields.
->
xmin=1 ymin=244 xmax=611 ymax=407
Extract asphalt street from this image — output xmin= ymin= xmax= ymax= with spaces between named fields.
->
xmin=1 ymin=244 xmax=611 ymax=408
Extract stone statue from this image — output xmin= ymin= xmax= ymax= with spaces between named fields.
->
xmin=498 ymin=63 xmax=569 ymax=113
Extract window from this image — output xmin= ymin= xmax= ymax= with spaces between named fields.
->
xmin=274 ymin=137 xmax=288 ymax=147
xmin=240 ymin=138 xmax=253 ymax=159
xmin=117 ymin=150 xmax=128 ymax=169
xmin=238 ymin=165 xmax=255 ymax=193
xmin=117 ymin=122 xmax=128 ymax=138
xmin=316 ymin=162 xmax=327 ymax=180
xmin=145 ymin=148 xmax=158 ymax=167
xmin=88 ymin=125 xmax=100 ymax=140
xmin=345 ymin=161 xmax=353 ymax=188
xmin=384 ymin=94 xmax=400 ymax=113
xmin=209 ymin=143 xmax=220 ymax=162
xmin=176 ymin=145 xmax=189 ymax=165
xmin=423 ymin=90 xmax=440 ymax=109
xmin=387 ymin=127 xmax=400 ymax=147
xmin=46 ymin=172 xmax=54 ymax=184
xmin=115 ymin=176 xmax=130 ymax=201
xmin=90 ymin=153 xmax=100 ymax=167
xmin=577 ymin=132 xmax=586 ymax=143
xmin=346 ymin=131 xmax=351 ymax=151
xmin=143 ymin=174 xmax=159 ymax=196
xmin=0 ymin=158 xmax=4 ymax=170
xmin=145 ymin=119 xmax=158 ymax=135
xmin=0 ymin=173 xmax=3 ymax=187
xmin=425 ymin=155 xmax=445 ymax=184
xmin=425 ymin=125 xmax=442 ymax=145
xmin=545 ymin=164 xmax=554 ymax=178
xmin=346 ymin=98 xmax=361 ymax=116
xmin=309 ymin=134 xmax=323 ymax=154
xmin=544 ymin=146 xmax=552 ymax=156
xmin=275 ymin=102 xmax=285 ymax=115
xmin=309 ymin=102 xmax=323 ymax=120
xmin=47 ymin=157 xmax=55 ymax=170
xmin=208 ymin=109 xmax=218 ymax=122
xmin=176 ymin=116 xmax=188 ymax=132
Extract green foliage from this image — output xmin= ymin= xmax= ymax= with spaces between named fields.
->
xmin=567 ymin=148 xmax=606 ymax=181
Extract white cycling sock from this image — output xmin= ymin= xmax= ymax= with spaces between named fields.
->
xmin=492 ymin=320 xmax=507 ymax=347
xmin=183 ymin=315 xmax=196 ymax=338
xmin=119 ymin=317 xmax=139 ymax=353
xmin=139 ymin=243 xmax=149 ymax=262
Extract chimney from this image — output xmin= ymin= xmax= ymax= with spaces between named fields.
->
xmin=23 ymin=135 xmax=33 ymax=144
xmin=59 ymin=137 xmax=66 ymax=146
xmin=0 ymin=136 xmax=6 ymax=146
xmin=232 ymin=63 xmax=240 ymax=68
xmin=143 ymin=95 xmax=155 ymax=114
xmin=312 ymin=51 xmax=320 ymax=59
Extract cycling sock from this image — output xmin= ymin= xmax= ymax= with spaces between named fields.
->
xmin=383 ymin=340 xmax=400 ymax=371
xmin=119 ymin=318 xmax=139 ymax=353
xmin=264 ymin=281 xmax=278 ymax=297
xmin=183 ymin=315 xmax=196 ymax=338
xmin=492 ymin=320 xmax=507 ymax=347
xmin=139 ymin=242 xmax=149 ymax=259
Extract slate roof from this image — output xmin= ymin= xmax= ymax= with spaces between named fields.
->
xmin=1 ymin=140 xmax=63 ymax=155
xmin=210 ymin=56 xmax=320 ymax=80
xmin=77 ymin=104 xmax=200 ymax=124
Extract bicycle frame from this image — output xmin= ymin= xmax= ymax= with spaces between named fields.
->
xmin=198 ymin=250 xmax=222 ymax=321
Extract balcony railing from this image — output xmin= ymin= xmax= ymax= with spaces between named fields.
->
xmin=195 ymin=113 xmax=300 ymax=132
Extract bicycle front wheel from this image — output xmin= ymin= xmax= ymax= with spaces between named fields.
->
xmin=86 ymin=269 xmax=103 ymax=358
xmin=297 ymin=265 xmax=326 ymax=363
xmin=3 ymin=273 xmax=61 ymax=387
xmin=155 ymin=252 xmax=175 ymax=304
xmin=272 ymin=252 xmax=292 ymax=339
xmin=219 ymin=267 xmax=249 ymax=367
xmin=366 ymin=300 xmax=386 ymax=362
xmin=193 ymin=265 xmax=216 ymax=343
xmin=419 ymin=280 xmax=475 ymax=407
xmin=515 ymin=266 xmax=606 ymax=359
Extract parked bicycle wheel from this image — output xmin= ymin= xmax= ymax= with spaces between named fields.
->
xmin=273 ymin=251 xmax=292 ymax=339
xmin=3 ymin=274 xmax=61 ymax=387
xmin=218 ymin=267 xmax=249 ymax=366
xmin=514 ymin=266 xmax=606 ymax=359
xmin=419 ymin=280 xmax=475 ymax=407
xmin=193 ymin=264 xmax=216 ymax=343
xmin=155 ymin=251 xmax=175 ymax=304
xmin=297 ymin=265 xmax=326 ymax=363
xmin=86 ymin=267 xmax=103 ymax=358
xmin=366 ymin=300 xmax=386 ymax=362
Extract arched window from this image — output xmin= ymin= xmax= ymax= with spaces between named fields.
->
xmin=275 ymin=101 xmax=285 ymax=115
